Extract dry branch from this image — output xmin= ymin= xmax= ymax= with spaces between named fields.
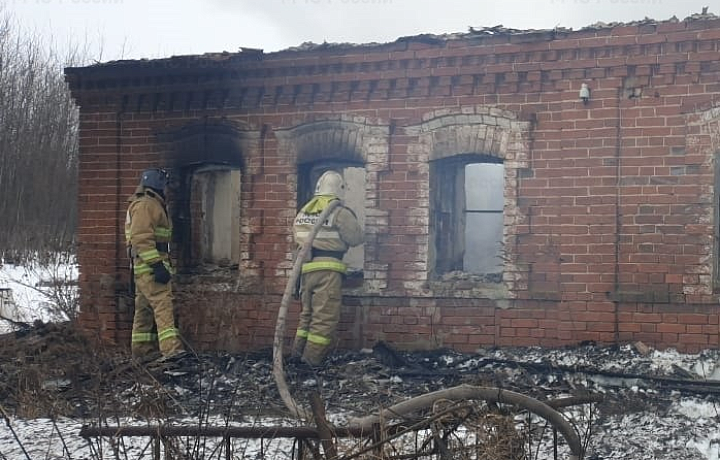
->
xmin=347 ymin=384 xmax=584 ymax=460
xmin=310 ymin=392 xmax=338 ymax=460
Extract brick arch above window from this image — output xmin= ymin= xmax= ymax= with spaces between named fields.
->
xmin=158 ymin=119 xmax=261 ymax=171
xmin=406 ymin=107 xmax=531 ymax=164
xmin=274 ymin=115 xmax=390 ymax=170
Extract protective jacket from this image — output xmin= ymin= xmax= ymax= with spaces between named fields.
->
xmin=125 ymin=185 xmax=172 ymax=276
xmin=292 ymin=196 xmax=364 ymax=274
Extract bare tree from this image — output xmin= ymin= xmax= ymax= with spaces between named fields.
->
xmin=0 ymin=8 xmax=86 ymax=262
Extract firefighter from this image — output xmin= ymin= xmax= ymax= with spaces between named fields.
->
xmin=291 ymin=170 xmax=364 ymax=367
xmin=125 ymin=168 xmax=185 ymax=361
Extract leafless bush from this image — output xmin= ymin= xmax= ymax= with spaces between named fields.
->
xmin=28 ymin=252 xmax=78 ymax=322
xmin=3 ymin=252 xmax=79 ymax=322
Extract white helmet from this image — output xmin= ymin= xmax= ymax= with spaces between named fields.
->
xmin=314 ymin=170 xmax=345 ymax=198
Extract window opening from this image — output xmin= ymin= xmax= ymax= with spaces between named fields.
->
xmin=191 ymin=166 xmax=241 ymax=268
xmin=431 ymin=155 xmax=504 ymax=279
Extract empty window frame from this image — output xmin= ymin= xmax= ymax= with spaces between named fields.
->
xmin=430 ymin=155 xmax=504 ymax=277
xmin=298 ymin=161 xmax=365 ymax=274
xmin=190 ymin=166 xmax=241 ymax=267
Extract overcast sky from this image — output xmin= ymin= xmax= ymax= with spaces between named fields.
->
xmin=2 ymin=0 xmax=715 ymax=61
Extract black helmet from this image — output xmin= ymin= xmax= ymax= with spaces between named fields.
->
xmin=140 ymin=168 xmax=168 ymax=191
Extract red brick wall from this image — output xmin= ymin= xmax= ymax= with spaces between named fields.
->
xmin=67 ymin=18 xmax=720 ymax=353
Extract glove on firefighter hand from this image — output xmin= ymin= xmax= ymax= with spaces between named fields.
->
xmin=150 ymin=262 xmax=171 ymax=284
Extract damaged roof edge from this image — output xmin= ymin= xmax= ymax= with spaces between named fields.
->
xmin=64 ymin=11 xmax=719 ymax=78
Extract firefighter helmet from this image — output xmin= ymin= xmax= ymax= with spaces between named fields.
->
xmin=314 ymin=170 xmax=345 ymax=198
xmin=140 ymin=168 xmax=168 ymax=192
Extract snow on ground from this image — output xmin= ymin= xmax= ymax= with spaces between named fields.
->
xmin=4 ymin=375 xmax=720 ymax=459
xmin=4 ymin=260 xmax=720 ymax=459
xmin=2 ymin=346 xmax=720 ymax=459
xmin=588 ymin=397 xmax=720 ymax=460
xmin=0 ymin=257 xmax=78 ymax=331
xmin=0 ymin=416 xmax=299 ymax=460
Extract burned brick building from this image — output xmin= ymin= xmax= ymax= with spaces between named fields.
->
xmin=65 ymin=16 xmax=720 ymax=354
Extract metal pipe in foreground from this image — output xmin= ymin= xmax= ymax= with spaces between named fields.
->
xmin=80 ymin=424 xmax=365 ymax=439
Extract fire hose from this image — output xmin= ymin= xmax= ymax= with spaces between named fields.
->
xmin=272 ymin=199 xmax=341 ymax=420
xmin=271 ymin=199 xmax=585 ymax=459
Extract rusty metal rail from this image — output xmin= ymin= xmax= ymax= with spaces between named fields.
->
xmin=80 ymin=424 xmax=360 ymax=460
xmin=80 ymin=391 xmax=605 ymax=439
xmin=80 ymin=424 xmax=368 ymax=439
xmin=80 ymin=392 xmax=604 ymax=460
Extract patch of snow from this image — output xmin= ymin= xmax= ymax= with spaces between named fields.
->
xmin=688 ymin=434 xmax=720 ymax=460
xmin=0 ymin=256 xmax=78 ymax=332
xmin=676 ymin=398 xmax=720 ymax=420
xmin=649 ymin=348 xmax=695 ymax=374
xmin=0 ymin=263 xmax=50 ymax=323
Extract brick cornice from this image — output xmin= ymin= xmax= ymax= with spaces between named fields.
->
xmin=65 ymin=17 xmax=720 ymax=111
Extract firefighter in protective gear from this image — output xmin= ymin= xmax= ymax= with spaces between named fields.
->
xmin=291 ymin=170 xmax=364 ymax=366
xmin=125 ymin=168 xmax=185 ymax=360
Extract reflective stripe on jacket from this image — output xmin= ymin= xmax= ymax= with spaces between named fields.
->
xmin=125 ymin=186 xmax=172 ymax=276
xmin=293 ymin=197 xmax=364 ymax=261
xmin=301 ymin=259 xmax=348 ymax=275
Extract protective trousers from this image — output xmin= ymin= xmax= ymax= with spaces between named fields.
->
xmin=131 ymin=273 xmax=183 ymax=358
xmin=292 ymin=269 xmax=342 ymax=366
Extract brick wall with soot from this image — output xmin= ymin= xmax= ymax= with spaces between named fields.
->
xmin=67 ymin=17 xmax=720 ymax=353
